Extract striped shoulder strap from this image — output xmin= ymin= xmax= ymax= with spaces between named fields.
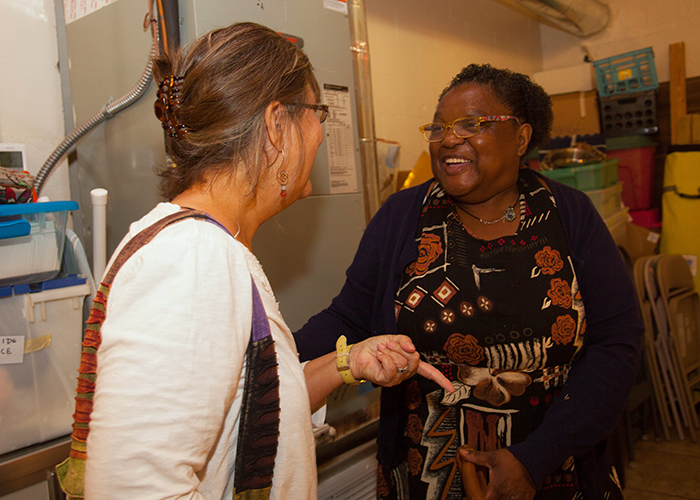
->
xmin=56 ymin=210 xmax=280 ymax=499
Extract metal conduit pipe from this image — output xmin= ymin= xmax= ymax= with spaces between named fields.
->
xmin=347 ymin=0 xmax=381 ymax=224
xmin=161 ymin=0 xmax=180 ymax=53
xmin=35 ymin=43 xmax=156 ymax=195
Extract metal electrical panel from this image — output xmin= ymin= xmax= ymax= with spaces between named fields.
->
xmin=64 ymin=0 xmax=366 ymax=330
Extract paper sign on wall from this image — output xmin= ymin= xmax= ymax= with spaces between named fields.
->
xmin=64 ymin=0 xmax=115 ymax=24
xmin=323 ymin=84 xmax=358 ymax=194
xmin=323 ymin=0 xmax=348 ymax=14
xmin=0 ymin=336 xmax=24 ymax=365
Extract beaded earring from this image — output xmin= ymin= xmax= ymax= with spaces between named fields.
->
xmin=276 ymin=149 xmax=288 ymax=197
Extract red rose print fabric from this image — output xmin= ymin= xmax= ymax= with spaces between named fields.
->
xmin=444 ymin=333 xmax=484 ymax=365
xmin=407 ymin=233 xmax=444 ymax=276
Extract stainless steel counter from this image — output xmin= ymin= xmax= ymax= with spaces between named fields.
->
xmin=0 ymin=435 xmax=70 ymax=499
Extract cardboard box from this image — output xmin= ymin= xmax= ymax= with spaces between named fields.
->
xmin=677 ymin=114 xmax=700 ymax=145
xmin=550 ymin=90 xmax=601 ymax=137
xmin=624 ymin=222 xmax=660 ymax=264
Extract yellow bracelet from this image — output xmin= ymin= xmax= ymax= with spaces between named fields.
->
xmin=335 ymin=335 xmax=366 ymax=385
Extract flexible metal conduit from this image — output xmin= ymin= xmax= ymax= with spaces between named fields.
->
xmin=35 ymin=43 xmax=156 ymax=195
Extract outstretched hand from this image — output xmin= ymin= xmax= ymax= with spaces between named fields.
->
xmin=458 ymin=447 xmax=536 ymax=500
xmin=349 ymin=335 xmax=454 ymax=393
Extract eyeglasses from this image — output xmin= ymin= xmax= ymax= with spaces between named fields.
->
xmin=419 ymin=115 xmax=521 ymax=142
xmin=293 ymin=103 xmax=329 ymax=123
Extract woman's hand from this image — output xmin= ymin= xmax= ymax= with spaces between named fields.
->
xmin=303 ymin=334 xmax=453 ymax=413
xmin=458 ymin=447 xmax=536 ymax=500
xmin=349 ymin=335 xmax=454 ymax=393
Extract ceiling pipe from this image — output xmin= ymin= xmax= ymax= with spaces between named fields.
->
xmin=497 ymin=0 xmax=610 ymax=37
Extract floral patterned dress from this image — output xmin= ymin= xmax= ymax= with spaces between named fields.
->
xmin=381 ymin=168 xmax=622 ymax=500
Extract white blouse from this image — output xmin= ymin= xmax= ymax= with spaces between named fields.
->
xmin=85 ymin=203 xmax=317 ymax=499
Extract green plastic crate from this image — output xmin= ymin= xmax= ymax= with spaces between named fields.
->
xmin=539 ymin=158 xmax=619 ymax=191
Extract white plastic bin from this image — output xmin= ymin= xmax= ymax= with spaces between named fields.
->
xmin=584 ymin=181 xmax=624 ymax=219
xmin=0 ymin=201 xmax=79 ymax=287
xmin=0 ymin=277 xmax=90 ymax=456
xmin=604 ymin=207 xmax=630 ymax=248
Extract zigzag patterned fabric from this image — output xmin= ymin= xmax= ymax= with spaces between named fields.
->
xmin=233 ymin=281 xmax=280 ymax=499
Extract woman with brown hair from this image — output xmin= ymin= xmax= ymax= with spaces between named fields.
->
xmin=57 ymin=22 xmax=452 ymax=500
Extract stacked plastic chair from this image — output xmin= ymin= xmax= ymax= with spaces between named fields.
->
xmin=633 ymin=254 xmax=700 ymax=442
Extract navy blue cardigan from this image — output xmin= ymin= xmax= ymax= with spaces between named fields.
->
xmin=294 ymin=172 xmax=642 ymax=491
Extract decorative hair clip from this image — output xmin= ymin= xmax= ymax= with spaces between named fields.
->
xmin=154 ymin=75 xmax=189 ymax=140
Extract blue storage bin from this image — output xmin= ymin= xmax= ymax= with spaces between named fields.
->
xmin=0 ymin=201 xmax=79 ymax=287
xmin=594 ymin=47 xmax=659 ymax=98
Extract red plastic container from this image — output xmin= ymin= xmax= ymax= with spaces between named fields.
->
xmin=630 ymin=208 xmax=661 ymax=229
xmin=606 ymin=136 xmax=656 ymax=210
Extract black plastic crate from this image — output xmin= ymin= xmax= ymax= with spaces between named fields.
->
xmin=599 ymin=90 xmax=658 ymax=137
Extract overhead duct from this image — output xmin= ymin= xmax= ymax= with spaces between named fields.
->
xmin=497 ymin=0 xmax=610 ymax=37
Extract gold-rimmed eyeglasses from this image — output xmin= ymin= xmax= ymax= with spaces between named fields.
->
xmin=419 ymin=115 xmax=521 ymax=142
xmin=293 ymin=103 xmax=329 ymax=123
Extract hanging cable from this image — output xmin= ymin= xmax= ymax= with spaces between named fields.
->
xmin=144 ymin=0 xmax=160 ymax=56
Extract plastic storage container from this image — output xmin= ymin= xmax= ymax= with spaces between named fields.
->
xmin=604 ymin=207 xmax=630 ymax=248
xmin=600 ymin=90 xmax=658 ymax=137
xmin=0 ymin=276 xmax=90 ymax=455
xmin=0 ymin=201 xmax=79 ymax=287
xmin=606 ymin=135 xmax=657 ymax=210
xmin=539 ymin=158 xmax=619 ymax=191
xmin=584 ymin=181 xmax=624 ymax=219
xmin=630 ymin=208 xmax=661 ymax=229
xmin=594 ymin=47 xmax=658 ymax=98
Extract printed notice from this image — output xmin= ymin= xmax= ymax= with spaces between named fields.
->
xmin=0 ymin=336 xmax=24 ymax=365
xmin=64 ymin=0 xmax=115 ymax=24
xmin=323 ymin=0 xmax=348 ymax=14
xmin=323 ymin=84 xmax=358 ymax=194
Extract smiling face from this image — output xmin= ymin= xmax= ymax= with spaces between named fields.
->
xmin=429 ymin=83 xmax=532 ymax=206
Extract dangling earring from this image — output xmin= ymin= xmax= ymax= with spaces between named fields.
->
xmin=276 ymin=149 xmax=288 ymax=198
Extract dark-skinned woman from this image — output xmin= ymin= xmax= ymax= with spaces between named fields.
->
xmin=294 ymin=64 xmax=642 ymax=500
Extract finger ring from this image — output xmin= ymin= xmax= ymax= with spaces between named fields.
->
xmin=396 ymin=366 xmax=408 ymax=375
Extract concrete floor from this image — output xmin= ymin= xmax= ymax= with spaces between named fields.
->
xmin=623 ymin=433 xmax=700 ymax=499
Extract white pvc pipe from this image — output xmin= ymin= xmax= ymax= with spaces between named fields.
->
xmin=90 ymin=188 xmax=108 ymax=286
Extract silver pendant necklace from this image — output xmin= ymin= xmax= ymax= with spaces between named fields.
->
xmin=458 ymin=204 xmax=517 ymax=225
